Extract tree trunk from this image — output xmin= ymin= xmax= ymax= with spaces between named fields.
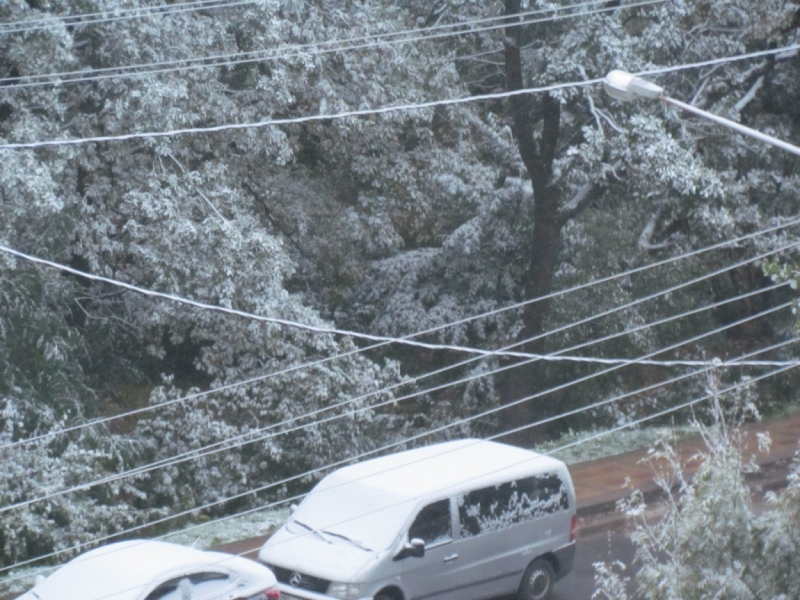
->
xmin=498 ymin=0 xmax=564 ymax=446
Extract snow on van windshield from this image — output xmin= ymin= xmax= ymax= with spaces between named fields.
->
xmin=290 ymin=477 xmax=415 ymax=552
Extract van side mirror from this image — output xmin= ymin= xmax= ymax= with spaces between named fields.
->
xmin=393 ymin=538 xmax=425 ymax=561
xmin=290 ymin=503 xmax=299 ymax=514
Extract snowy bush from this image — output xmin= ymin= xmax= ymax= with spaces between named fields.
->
xmin=593 ymin=373 xmax=800 ymax=599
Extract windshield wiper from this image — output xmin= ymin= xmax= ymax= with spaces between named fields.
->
xmin=292 ymin=519 xmax=332 ymax=544
xmin=321 ymin=530 xmax=373 ymax=553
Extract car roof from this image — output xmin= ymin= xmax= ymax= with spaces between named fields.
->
xmin=28 ymin=540 xmax=268 ymax=600
xmin=325 ymin=439 xmax=567 ymax=499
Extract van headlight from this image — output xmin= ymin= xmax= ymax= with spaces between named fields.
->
xmin=327 ymin=582 xmax=363 ymax=598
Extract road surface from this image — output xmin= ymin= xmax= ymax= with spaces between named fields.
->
xmin=551 ymin=527 xmax=637 ymax=600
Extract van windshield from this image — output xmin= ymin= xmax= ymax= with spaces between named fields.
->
xmin=290 ymin=477 xmax=414 ymax=552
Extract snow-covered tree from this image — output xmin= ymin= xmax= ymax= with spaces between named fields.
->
xmin=2 ymin=0 xmax=800 ymax=567
xmin=593 ymin=373 xmax=800 ymax=599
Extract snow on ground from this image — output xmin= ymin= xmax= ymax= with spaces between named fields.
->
xmin=533 ymin=424 xmax=695 ymax=464
xmin=163 ymin=506 xmax=291 ymax=550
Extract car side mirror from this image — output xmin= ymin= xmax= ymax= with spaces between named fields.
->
xmin=393 ymin=538 xmax=425 ymax=561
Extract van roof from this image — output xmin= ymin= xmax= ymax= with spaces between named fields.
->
xmin=329 ymin=439 xmax=567 ymax=499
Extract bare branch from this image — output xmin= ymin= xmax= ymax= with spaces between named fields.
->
xmin=638 ymin=207 xmax=672 ymax=251
xmin=733 ymin=75 xmax=765 ymax=114
xmin=558 ymin=160 xmax=623 ymax=225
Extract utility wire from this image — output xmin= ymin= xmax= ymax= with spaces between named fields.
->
xmin=3 ymin=42 xmax=798 ymax=151
xmin=0 ymin=234 xmax=795 ymax=369
xmin=534 ymin=360 xmax=800 ymax=456
xmin=7 ymin=269 xmax=790 ymax=503
xmin=0 ymin=74 xmax=598 ymax=143
xmin=0 ymin=284 xmax=791 ymax=517
xmin=9 ymin=344 xmax=792 ymax=600
xmin=0 ymin=0 xmax=261 ymax=35
xmin=4 ymin=276 xmax=787 ymax=513
xmin=2 ymin=218 xmax=797 ymax=452
xmin=25 ymin=281 xmax=795 ymax=501
xmin=2 ymin=331 xmax=794 ymax=580
xmin=0 ymin=0 xmax=660 ymax=89
xmin=13 ymin=353 xmax=795 ymax=600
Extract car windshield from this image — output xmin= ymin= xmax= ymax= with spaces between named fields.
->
xmin=289 ymin=477 xmax=414 ymax=552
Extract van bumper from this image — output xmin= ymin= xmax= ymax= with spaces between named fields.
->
xmin=276 ymin=583 xmax=377 ymax=600
xmin=554 ymin=541 xmax=576 ymax=580
xmin=276 ymin=585 xmax=332 ymax=600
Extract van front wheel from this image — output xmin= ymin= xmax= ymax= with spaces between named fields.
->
xmin=518 ymin=558 xmax=555 ymax=600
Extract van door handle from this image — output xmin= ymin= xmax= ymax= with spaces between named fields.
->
xmin=443 ymin=553 xmax=459 ymax=563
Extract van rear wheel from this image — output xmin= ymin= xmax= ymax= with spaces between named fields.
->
xmin=518 ymin=558 xmax=555 ymax=600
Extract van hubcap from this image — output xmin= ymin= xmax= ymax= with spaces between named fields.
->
xmin=528 ymin=569 xmax=550 ymax=599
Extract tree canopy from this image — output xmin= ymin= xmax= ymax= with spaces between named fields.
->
xmin=1 ymin=0 xmax=799 ymax=567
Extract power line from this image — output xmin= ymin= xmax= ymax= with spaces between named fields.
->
xmin=23 ymin=280 xmax=791 ymax=501
xmin=5 ymin=276 xmax=786 ymax=513
xmin=1 ymin=284 xmax=791 ymax=517
xmin=0 ymin=0 xmax=261 ymax=35
xmin=13 ymin=350 xmax=794 ymax=600
xmin=3 ymin=217 xmax=797 ymax=451
xmin=3 ymin=42 xmax=798 ymax=151
xmin=1 ymin=236 xmax=793 ymax=370
xmin=0 ymin=0 xmax=661 ymax=89
xmin=536 ymin=360 xmax=800 ymax=456
xmin=2 ymin=331 xmax=794 ymax=581
xmin=0 ymin=78 xmax=598 ymax=148
xmin=0 ymin=0 xmax=608 ymax=79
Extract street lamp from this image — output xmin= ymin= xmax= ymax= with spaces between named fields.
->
xmin=603 ymin=70 xmax=800 ymax=157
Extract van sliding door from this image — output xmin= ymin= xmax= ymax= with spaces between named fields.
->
xmin=451 ymin=474 xmax=571 ymax=597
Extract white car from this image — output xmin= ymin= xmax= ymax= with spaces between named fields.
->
xmin=16 ymin=539 xmax=280 ymax=600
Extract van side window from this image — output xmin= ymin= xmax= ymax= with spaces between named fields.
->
xmin=408 ymin=499 xmax=452 ymax=546
xmin=457 ymin=474 xmax=568 ymax=537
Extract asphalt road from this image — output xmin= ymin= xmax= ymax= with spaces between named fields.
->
xmin=219 ymin=525 xmax=642 ymax=600
xmin=550 ymin=528 xmax=638 ymax=600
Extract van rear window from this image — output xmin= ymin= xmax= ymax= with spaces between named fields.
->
xmin=457 ymin=474 xmax=568 ymax=537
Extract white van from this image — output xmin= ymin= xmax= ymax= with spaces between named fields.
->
xmin=258 ymin=439 xmax=577 ymax=600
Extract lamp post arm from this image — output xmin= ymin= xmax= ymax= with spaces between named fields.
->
xmin=660 ymin=95 xmax=800 ymax=157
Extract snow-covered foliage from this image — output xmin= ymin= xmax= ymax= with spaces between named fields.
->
xmin=1 ymin=0 xmax=800 ymax=570
xmin=593 ymin=373 xmax=800 ymax=599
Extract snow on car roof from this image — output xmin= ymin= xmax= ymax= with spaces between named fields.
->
xmin=28 ymin=540 xmax=249 ymax=600
xmin=327 ymin=439 xmax=566 ymax=499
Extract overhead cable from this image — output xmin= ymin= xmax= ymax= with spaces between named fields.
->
xmin=8 ymin=279 xmax=789 ymax=501
xmin=0 ymin=0 xmax=662 ymax=89
xmin=2 ymin=330 xmax=794 ymax=579
xmin=2 ymin=218 xmax=797 ymax=451
xmin=0 ymin=0 xmax=261 ymax=35
xmin=10 ymin=353 xmax=794 ymax=599
xmin=4 ymin=276 xmax=788 ymax=508
xmin=0 ymin=239 xmax=794 ymax=370
xmin=0 ymin=289 xmax=791 ymax=516
xmin=2 ymin=43 xmax=799 ymax=151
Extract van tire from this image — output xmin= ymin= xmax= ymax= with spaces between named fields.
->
xmin=374 ymin=593 xmax=395 ymax=600
xmin=518 ymin=558 xmax=555 ymax=600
